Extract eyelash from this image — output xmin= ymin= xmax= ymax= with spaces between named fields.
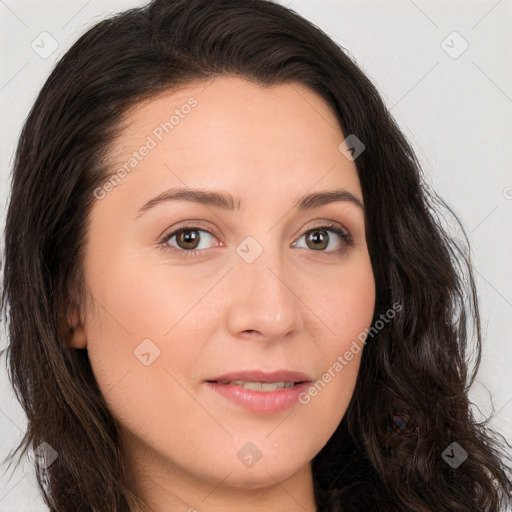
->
xmin=159 ymin=222 xmax=353 ymax=258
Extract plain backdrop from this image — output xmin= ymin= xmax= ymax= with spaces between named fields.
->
xmin=1 ymin=1 xmax=511 ymax=510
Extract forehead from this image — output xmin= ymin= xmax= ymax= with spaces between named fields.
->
xmin=110 ymin=74 xmax=343 ymax=156
xmin=105 ymin=74 xmax=361 ymax=203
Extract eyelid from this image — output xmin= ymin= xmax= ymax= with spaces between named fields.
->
xmin=159 ymin=221 xmax=222 ymax=254
xmin=291 ymin=221 xmax=353 ymax=251
xmin=158 ymin=220 xmax=353 ymax=256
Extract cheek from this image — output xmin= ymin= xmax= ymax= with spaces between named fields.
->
xmin=304 ymin=255 xmax=375 ymax=425
xmin=84 ymin=247 xmax=203 ymax=354
xmin=82 ymin=247 xmax=211 ymax=431
xmin=325 ymin=254 xmax=376 ymax=343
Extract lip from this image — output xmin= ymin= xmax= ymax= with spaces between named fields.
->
xmin=205 ymin=370 xmax=313 ymax=414
xmin=207 ymin=370 xmax=313 ymax=383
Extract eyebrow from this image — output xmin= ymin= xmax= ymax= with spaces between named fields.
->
xmin=135 ymin=187 xmax=364 ymax=219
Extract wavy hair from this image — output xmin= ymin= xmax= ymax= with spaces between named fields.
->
xmin=2 ymin=0 xmax=511 ymax=510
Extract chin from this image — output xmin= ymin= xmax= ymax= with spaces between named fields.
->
xmin=221 ymin=459 xmax=307 ymax=490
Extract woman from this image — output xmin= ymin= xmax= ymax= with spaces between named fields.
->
xmin=1 ymin=0 xmax=511 ymax=510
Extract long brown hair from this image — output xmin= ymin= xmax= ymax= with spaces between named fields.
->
xmin=2 ymin=1 xmax=511 ymax=510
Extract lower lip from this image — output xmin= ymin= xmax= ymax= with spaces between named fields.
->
xmin=205 ymin=381 xmax=311 ymax=414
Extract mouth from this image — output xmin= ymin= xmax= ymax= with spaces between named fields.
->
xmin=204 ymin=370 xmax=313 ymax=413
xmin=205 ymin=379 xmax=309 ymax=391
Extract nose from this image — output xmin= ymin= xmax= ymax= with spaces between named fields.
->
xmin=226 ymin=242 xmax=305 ymax=341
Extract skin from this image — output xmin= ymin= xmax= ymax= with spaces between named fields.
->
xmin=69 ymin=75 xmax=375 ymax=512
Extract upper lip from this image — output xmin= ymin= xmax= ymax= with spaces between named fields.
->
xmin=206 ymin=370 xmax=313 ymax=383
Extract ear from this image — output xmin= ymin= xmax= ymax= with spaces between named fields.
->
xmin=66 ymin=302 xmax=87 ymax=349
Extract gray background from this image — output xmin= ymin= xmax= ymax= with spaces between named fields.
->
xmin=1 ymin=0 xmax=511 ymax=510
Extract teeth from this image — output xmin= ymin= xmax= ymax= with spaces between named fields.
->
xmin=219 ymin=380 xmax=296 ymax=391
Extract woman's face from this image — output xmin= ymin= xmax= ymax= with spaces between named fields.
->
xmin=72 ymin=75 xmax=375 ymax=506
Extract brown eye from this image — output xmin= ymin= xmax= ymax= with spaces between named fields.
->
xmin=161 ymin=227 xmax=217 ymax=254
xmin=175 ymin=229 xmax=201 ymax=250
xmin=292 ymin=224 xmax=352 ymax=253
xmin=305 ymin=229 xmax=330 ymax=250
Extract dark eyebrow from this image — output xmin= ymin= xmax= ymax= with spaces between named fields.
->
xmin=135 ymin=188 xmax=240 ymax=219
xmin=294 ymin=189 xmax=364 ymax=211
xmin=135 ymin=187 xmax=364 ymax=219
